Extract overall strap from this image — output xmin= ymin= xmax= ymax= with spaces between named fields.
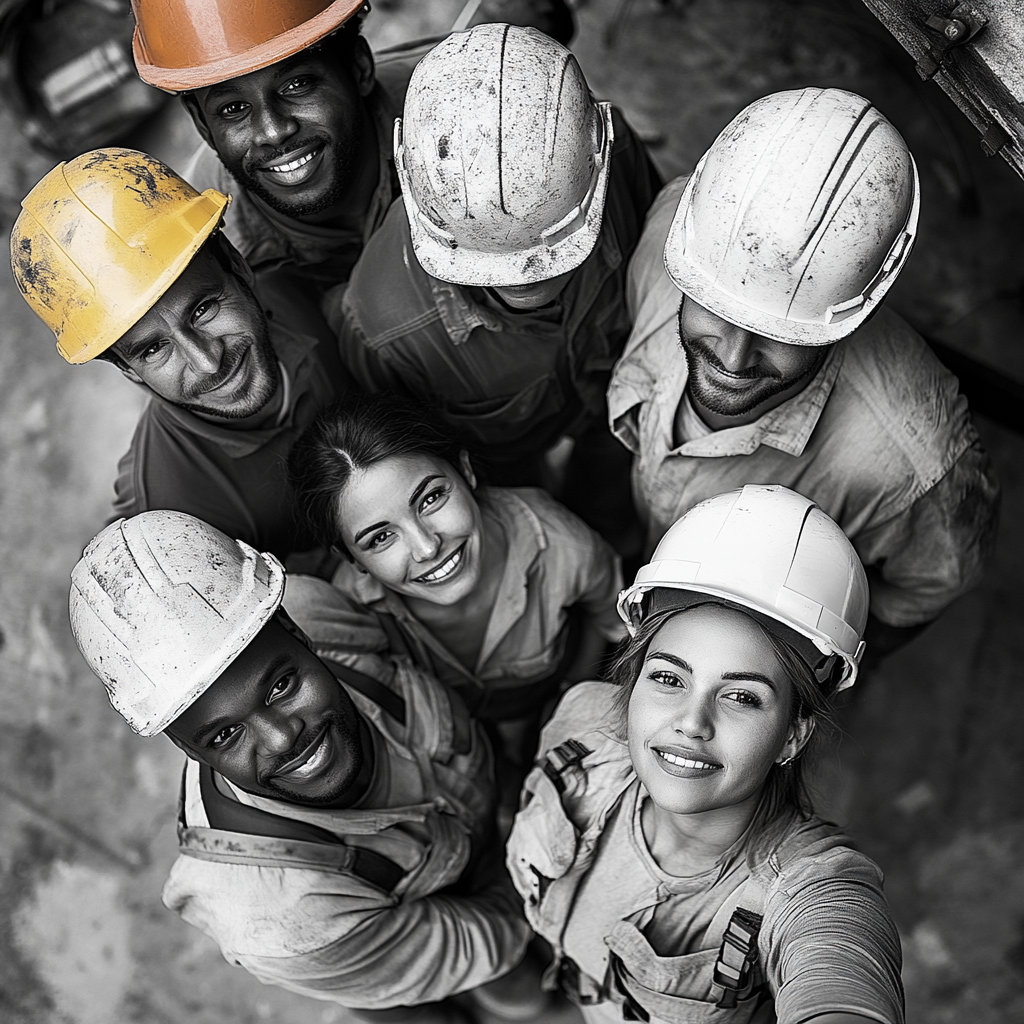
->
xmin=329 ymin=659 xmax=407 ymax=726
xmin=706 ymin=873 xmax=768 ymax=1008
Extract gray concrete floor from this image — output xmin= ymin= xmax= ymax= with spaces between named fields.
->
xmin=1 ymin=1 xmax=1023 ymax=1022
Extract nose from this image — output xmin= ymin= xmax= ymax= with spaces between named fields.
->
xmin=251 ymin=708 xmax=304 ymax=758
xmin=251 ymin=98 xmax=299 ymax=149
xmin=409 ymin=521 xmax=442 ymax=562
xmin=714 ymin=325 xmax=760 ymax=374
xmin=178 ymin=334 xmax=223 ymax=376
xmin=673 ymin=693 xmax=715 ymax=742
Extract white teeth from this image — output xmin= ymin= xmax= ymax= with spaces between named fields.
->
xmin=657 ymin=750 xmax=718 ymax=771
xmin=419 ymin=547 xmax=463 ymax=583
xmin=281 ymin=732 xmax=329 ymax=780
xmin=267 ymin=149 xmax=317 ymax=173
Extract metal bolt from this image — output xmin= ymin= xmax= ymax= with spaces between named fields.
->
xmin=944 ymin=19 xmax=966 ymax=40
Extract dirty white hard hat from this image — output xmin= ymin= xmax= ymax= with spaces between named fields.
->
xmin=69 ymin=512 xmax=285 ymax=736
xmin=664 ymin=88 xmax=920 ymax=346
xmin=395 ymin=22 xmax=614 ymax=287
xmin=618 ymin=485 xmax=869 ymax=689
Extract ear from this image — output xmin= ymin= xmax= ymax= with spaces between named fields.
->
xmin=351 ymin=35 xmax=376 ymax=98
xmin=458 ymin=450 xmax=477 ymax=490
xmin=180 ymin=92 xmax=216 ymax=150
xmin=778 ymin=715 xmax=815 ymax=764
xmin=164 ymin=730 xmax=192 ymax=756
xmin=104 ymin=347 xmax=145 ymax=386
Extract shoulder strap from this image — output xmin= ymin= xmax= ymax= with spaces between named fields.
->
xmin=706 ymin=872 xmax=768 ymax=1008
xmin=182 ymin=762 xmax=405 ymax=894
xmin=329 ymin=659 xmax=406 ymax=726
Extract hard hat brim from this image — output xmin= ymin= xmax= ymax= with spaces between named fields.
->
xmin=663 ymin=158 xmax=921 ymax=348
xmin=617 ymin=578 xmax=862 ymax=690
xmin=64 ymin=189 xmax=230 ymax=364
xmin=132 ymin=0 xmax=365 ymax=93
xmin=400 ymin=103 xmax=614 ymax=288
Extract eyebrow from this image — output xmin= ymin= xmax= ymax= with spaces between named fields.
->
xmin=353 ymin=519 xmax=390 ymax=544
xmin=190 ymin=653 xmax=291 ymax=746
xmin=647 ymin=651 xmax=693 ymax=673
xmin=721 ymin=671 xmax=778 ymax=691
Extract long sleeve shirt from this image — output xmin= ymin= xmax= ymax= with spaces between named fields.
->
xmin=608 ymin=177 xmax=1000 ymax=627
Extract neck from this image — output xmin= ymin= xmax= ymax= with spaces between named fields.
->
xmin=641 ymin=788 xmax=762 ymax=877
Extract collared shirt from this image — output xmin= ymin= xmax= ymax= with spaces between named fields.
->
xmin=183 ymin=84 xmax=400 ymax=288
xmin=325 ymin=487 xmax=624 ymax=715
xmin=509 ymin=681 xmax=905 ymax=1024
xmin=164 ymin=604 xmax=529 ymax=1010
xmin=332 ymin=108 xmax=663 ymax=465
xmin=111 ymin=320 xmax=341 ymax=559
xmin=608 ymin=177 xmax=1000 ymax=627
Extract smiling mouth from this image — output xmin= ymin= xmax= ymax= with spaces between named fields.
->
xmin=654 ymin=749 xmax=721 ymax=771
xmin=272 ymin=727 xmax=332 ymax=783
xmin=197 ymin=346 xmax=249 ymax=396
xmin=265 ymin=146 xmax=322 ymax=174
xmin=414 ymin=543 xmax=466 ymax=584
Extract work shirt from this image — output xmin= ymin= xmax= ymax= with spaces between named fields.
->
xmin=507 ymin=682 xmax=905 ymax=1024
xmin=183 ymin=84 xmax=400 ymax=288
xmin=292 ymin=487 xmax=625 ymax=721
xmin=609 ymin=177 xmax=1000 ymax=627
xmin=163 ymin=584 xmax=530 ymax=1010
xmin=332 ymin=108 xmax=663 ymax=468
xmin=111 ymin=321 xmax=340 ymax=560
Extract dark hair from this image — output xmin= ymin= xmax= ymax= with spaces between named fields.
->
xmin=609 ymin=605 xmax=838 ymax=867
xmin=289 ymin=392 xmax=471 ymax=552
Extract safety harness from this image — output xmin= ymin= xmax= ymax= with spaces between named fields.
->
xmin=177 ymin=661 xmax=412 ymax=895
xmin=539 ymin=738 xmax=765 ymax=1015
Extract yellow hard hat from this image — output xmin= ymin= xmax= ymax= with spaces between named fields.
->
xmin=10 ymin=148 xmax=229 ymax=364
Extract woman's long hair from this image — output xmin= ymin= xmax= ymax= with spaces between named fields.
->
xmin=609 ymin=605 xmax=839 ymax=867
xmin=288 ymin=392 xmax=471 ymax=553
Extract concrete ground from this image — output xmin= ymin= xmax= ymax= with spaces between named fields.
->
xmin=1 ymin=1 xmax=1023 ymax=1022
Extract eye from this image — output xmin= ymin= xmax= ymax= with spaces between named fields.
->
xmin=280 ymin=75 xmax=316 ymax=97
xmin=722 ymin=689 xmax=764 ymax=709
xmin=210 ymin=724 xmax=242 ymax=749
xmin=268 ymin=673 xmax=297 ymax=703
xmin=191 ymin=299 xmax=218 ymax=326
xmin=138 ymin=340 xmax=168 ymax=363
xmin=649 ymin=669 xmax=685 ymax=689
xmin=365 ymin=529 xmax=393 ymax=551
xmin=419 ymin=484 xmax=450 ymax=513
xmin=215 ymin=99 xmax=250 ymax=119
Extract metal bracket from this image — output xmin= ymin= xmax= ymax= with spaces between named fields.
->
xmin=915 ymin=2 xmax=988 ymax=80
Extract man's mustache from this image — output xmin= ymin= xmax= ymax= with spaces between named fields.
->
xmin=682 ymin=336 xmax=783 ymax=381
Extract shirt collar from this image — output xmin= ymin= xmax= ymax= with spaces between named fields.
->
xmin=149 ymin=321 xmax=319 ymax=458
xmin=425 ymin=220 xmax=623 ymax=347
xmin=611 ymin=324 xmax=845 ymax=459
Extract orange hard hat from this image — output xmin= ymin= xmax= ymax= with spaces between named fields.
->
xmin=130 ymin=0 xmax=366 ymax=92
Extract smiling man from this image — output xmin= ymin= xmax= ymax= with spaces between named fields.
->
xmin=69 ymin=510 xmax=532 ymax=1022
xmin=608 ymin=88 xmax=999 ymax=657
xmin=11 ymin=148 xmax=349 ymax=562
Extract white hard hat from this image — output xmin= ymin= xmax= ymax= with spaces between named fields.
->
xmin=69 ymin=512 xmax=285 ymax=736
xmin=664 ymin=88 xmax=920 ymax=346
xmin=618 ymin=485 xmax=869 ymax=689
xmin=395 ymin=22 xmax=614 ymax=287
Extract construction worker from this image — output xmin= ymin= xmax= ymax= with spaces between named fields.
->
xmin=333 ymin=23 xmax=663 ymax=554
xmin=507 ymin=486 xmax=905 ymax=1022
xmin=11 ymin=148 xmax=350 ymax=563
xmin=287 ymin=392 xmax=626 ymax=790
xmin=69 ymin=510 xmax=536 ymax=1023
xmin=131 ymin=0 xmax=576 ymax=299
xmin=608 ymin=88 xmax=999 ymax=657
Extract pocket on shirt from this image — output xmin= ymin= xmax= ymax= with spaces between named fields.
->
xmin=440 ymin=374 xmax=567 ymax=448
xmin=605 ymin=921 xmax=768 ymax=1024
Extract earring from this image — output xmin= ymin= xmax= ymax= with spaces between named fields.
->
xmin=777 ymin=755 xmax=796 ymax=768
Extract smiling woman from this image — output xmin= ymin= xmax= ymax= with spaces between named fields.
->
xmin=506 ymin=486 xmax=906 ymax=1024
xmin=288 ymin=392 xmax=627 ymax=775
